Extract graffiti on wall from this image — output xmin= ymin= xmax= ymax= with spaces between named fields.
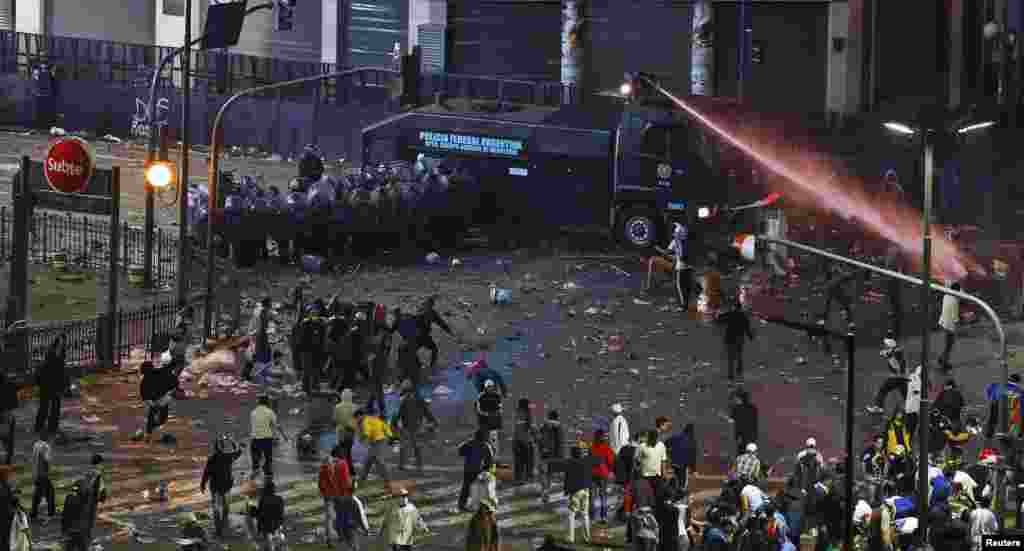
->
xmin=131 ymin=97 xmax=171 ymax=139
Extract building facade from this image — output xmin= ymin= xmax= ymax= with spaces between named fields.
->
xmin=10 ymin=0 xmax=321 ymax=63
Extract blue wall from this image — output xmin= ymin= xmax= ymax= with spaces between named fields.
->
xmin=0 ymin=75 xmax=395 ymax=161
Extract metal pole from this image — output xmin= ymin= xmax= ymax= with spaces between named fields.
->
xmin=845 ymin=327 xmax=856 ymax=548
xmin=917 ymin=136 xmax=934 ymax=538
xmin=202 ymin=67 xmax=400 ymax=340
xmin=737 ymin=0 xmax=750 ymax=101
xmin=144 ymin=157 xmax=155 ymax=288
xmin=177 ymin=0 xmax=191 ymax=307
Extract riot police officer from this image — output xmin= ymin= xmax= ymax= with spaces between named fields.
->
xmin=297 ymin=304 xmax=327 ymax=395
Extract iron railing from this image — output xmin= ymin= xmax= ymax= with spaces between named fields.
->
xmin=0 ymin=29 xmax=579 ymax=107
xmin=0 ymin=207 xmax=180 ymax=287
xmin=0 ymin=293 xmax=207 ymax=379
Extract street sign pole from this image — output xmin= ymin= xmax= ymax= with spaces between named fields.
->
xmin=177 ymin=0 xmax=192 ymax=307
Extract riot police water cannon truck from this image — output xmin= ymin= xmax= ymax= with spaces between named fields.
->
xmin=360 ymin=92 xmax=732 ymax=250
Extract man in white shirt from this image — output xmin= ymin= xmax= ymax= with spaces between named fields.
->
xmin=939 ymin=282 xmax=961 ymax=372
xmin=636 ymin=430 xmax=668 ymax=492
xmin=904 ymin=365 xmax=922 ymax=437
xmin=608 ymin=403 xmax=630 ymax=456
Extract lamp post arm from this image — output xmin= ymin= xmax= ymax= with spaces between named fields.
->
xmin=755 ymin=235 xmax=1007 ymax=357
xmin=147 ymin=2 xmax=277 ymax=152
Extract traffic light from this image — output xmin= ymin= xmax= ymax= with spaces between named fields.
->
xmin=145 ymin=127 xmax=175 ymax=191
xmin=274 ymin=0 xmax=296 ymax=32
xmin=145 ymin=160 xmax=175 ymax=190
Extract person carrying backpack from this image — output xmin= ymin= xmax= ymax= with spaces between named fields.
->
xmin=538 ymin=411 xmax=565 ymax=503
xmin=201 ymin=434 xmax=244 ymax=537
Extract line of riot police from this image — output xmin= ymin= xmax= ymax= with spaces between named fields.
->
xmin=185 ymin=146 xmax=485 ymax=267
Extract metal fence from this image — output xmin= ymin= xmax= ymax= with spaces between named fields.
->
xmin=0 ymin=293 xmax=207 ymax=379
xmin=0 ymin=208 xmax=179 ymax=287
xmin=0 ymin=29 xmax=578 ymax=108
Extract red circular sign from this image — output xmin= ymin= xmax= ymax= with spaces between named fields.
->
xmin=43 ymin=137 xmax=95 ymax=194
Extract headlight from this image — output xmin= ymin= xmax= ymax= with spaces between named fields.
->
xmin=697 ymin=207 xmax=711 ymax=219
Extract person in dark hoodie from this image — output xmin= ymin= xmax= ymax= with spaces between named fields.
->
xmin=395 ymin=379 xmax=439 ymax=473
xmin=538 ymin=411 xmax=566 ymax=503
xmin=730 ymin=389 xmax=759 ymax=457
xmin=935 ymin=378 xmax=965 ymax=427
xmin=35 ymin=334 xmax=67 ymax=435
xmin=200 ymin=434 xmax=244 ymax=537
xmin=513 ymin=398 xmax=537 ymax=483
xmin=457 ymin=429 xmax=495 ymax=513
xmin=61 ymin=480 xmax=85 ymax=551
xmin=665 ymin=423 xmax=697 ymax=492
xmin=414 ymin=296 xmax=456 ymax=371
xmin=253 ymin=481 xmax=285 ymax=549
xmin=866 ymin=336 xmax=909 ymax=415
xmin=717 ymin=301 xmax=755 ymax=382
xmin=139 ymin=356 xmax=181 ymax=444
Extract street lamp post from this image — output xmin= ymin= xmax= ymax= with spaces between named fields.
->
xmin=177 ymin=0 xmax=192 ymax=307
xmin=201 ymin=67 xmax=400 ymax=341
xmin=883 ymin=115 xmax=997 ymax=535
xmin=145 ymin=1 xmax=277 ymax=298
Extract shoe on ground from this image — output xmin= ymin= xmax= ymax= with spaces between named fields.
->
xmin=865 ymin=405 xmax=884 ymax=414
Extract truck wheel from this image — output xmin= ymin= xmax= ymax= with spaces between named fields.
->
xmin=618 ymin=209 xmax=660 ymax=249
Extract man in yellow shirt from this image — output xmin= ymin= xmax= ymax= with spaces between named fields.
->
xmin=251 ymin=395 xmax=289 ymax=480
xmin=356 ymin=406 xmax=393 ymax=484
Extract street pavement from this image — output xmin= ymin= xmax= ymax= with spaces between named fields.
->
xmin=2 ymin=128 xmax=1023 ymax=549
xmin=5 ymin=245 xmax=1022 ymax=550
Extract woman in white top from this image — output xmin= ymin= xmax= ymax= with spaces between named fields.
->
xmin=938 ymin=282 xmax=961 ymax=371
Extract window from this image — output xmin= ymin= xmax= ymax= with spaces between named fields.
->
xmin=163 ymin=0 xmax=185 ymax=17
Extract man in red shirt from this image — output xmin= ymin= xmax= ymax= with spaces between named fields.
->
xmin=590 ymin=430 xmax=616 ymax=523
xmin=319 ymin=445 xmax=353 ymax=545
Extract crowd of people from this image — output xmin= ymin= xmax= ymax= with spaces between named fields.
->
xmin=0 ymin=191 xmax=1018 ymax=551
